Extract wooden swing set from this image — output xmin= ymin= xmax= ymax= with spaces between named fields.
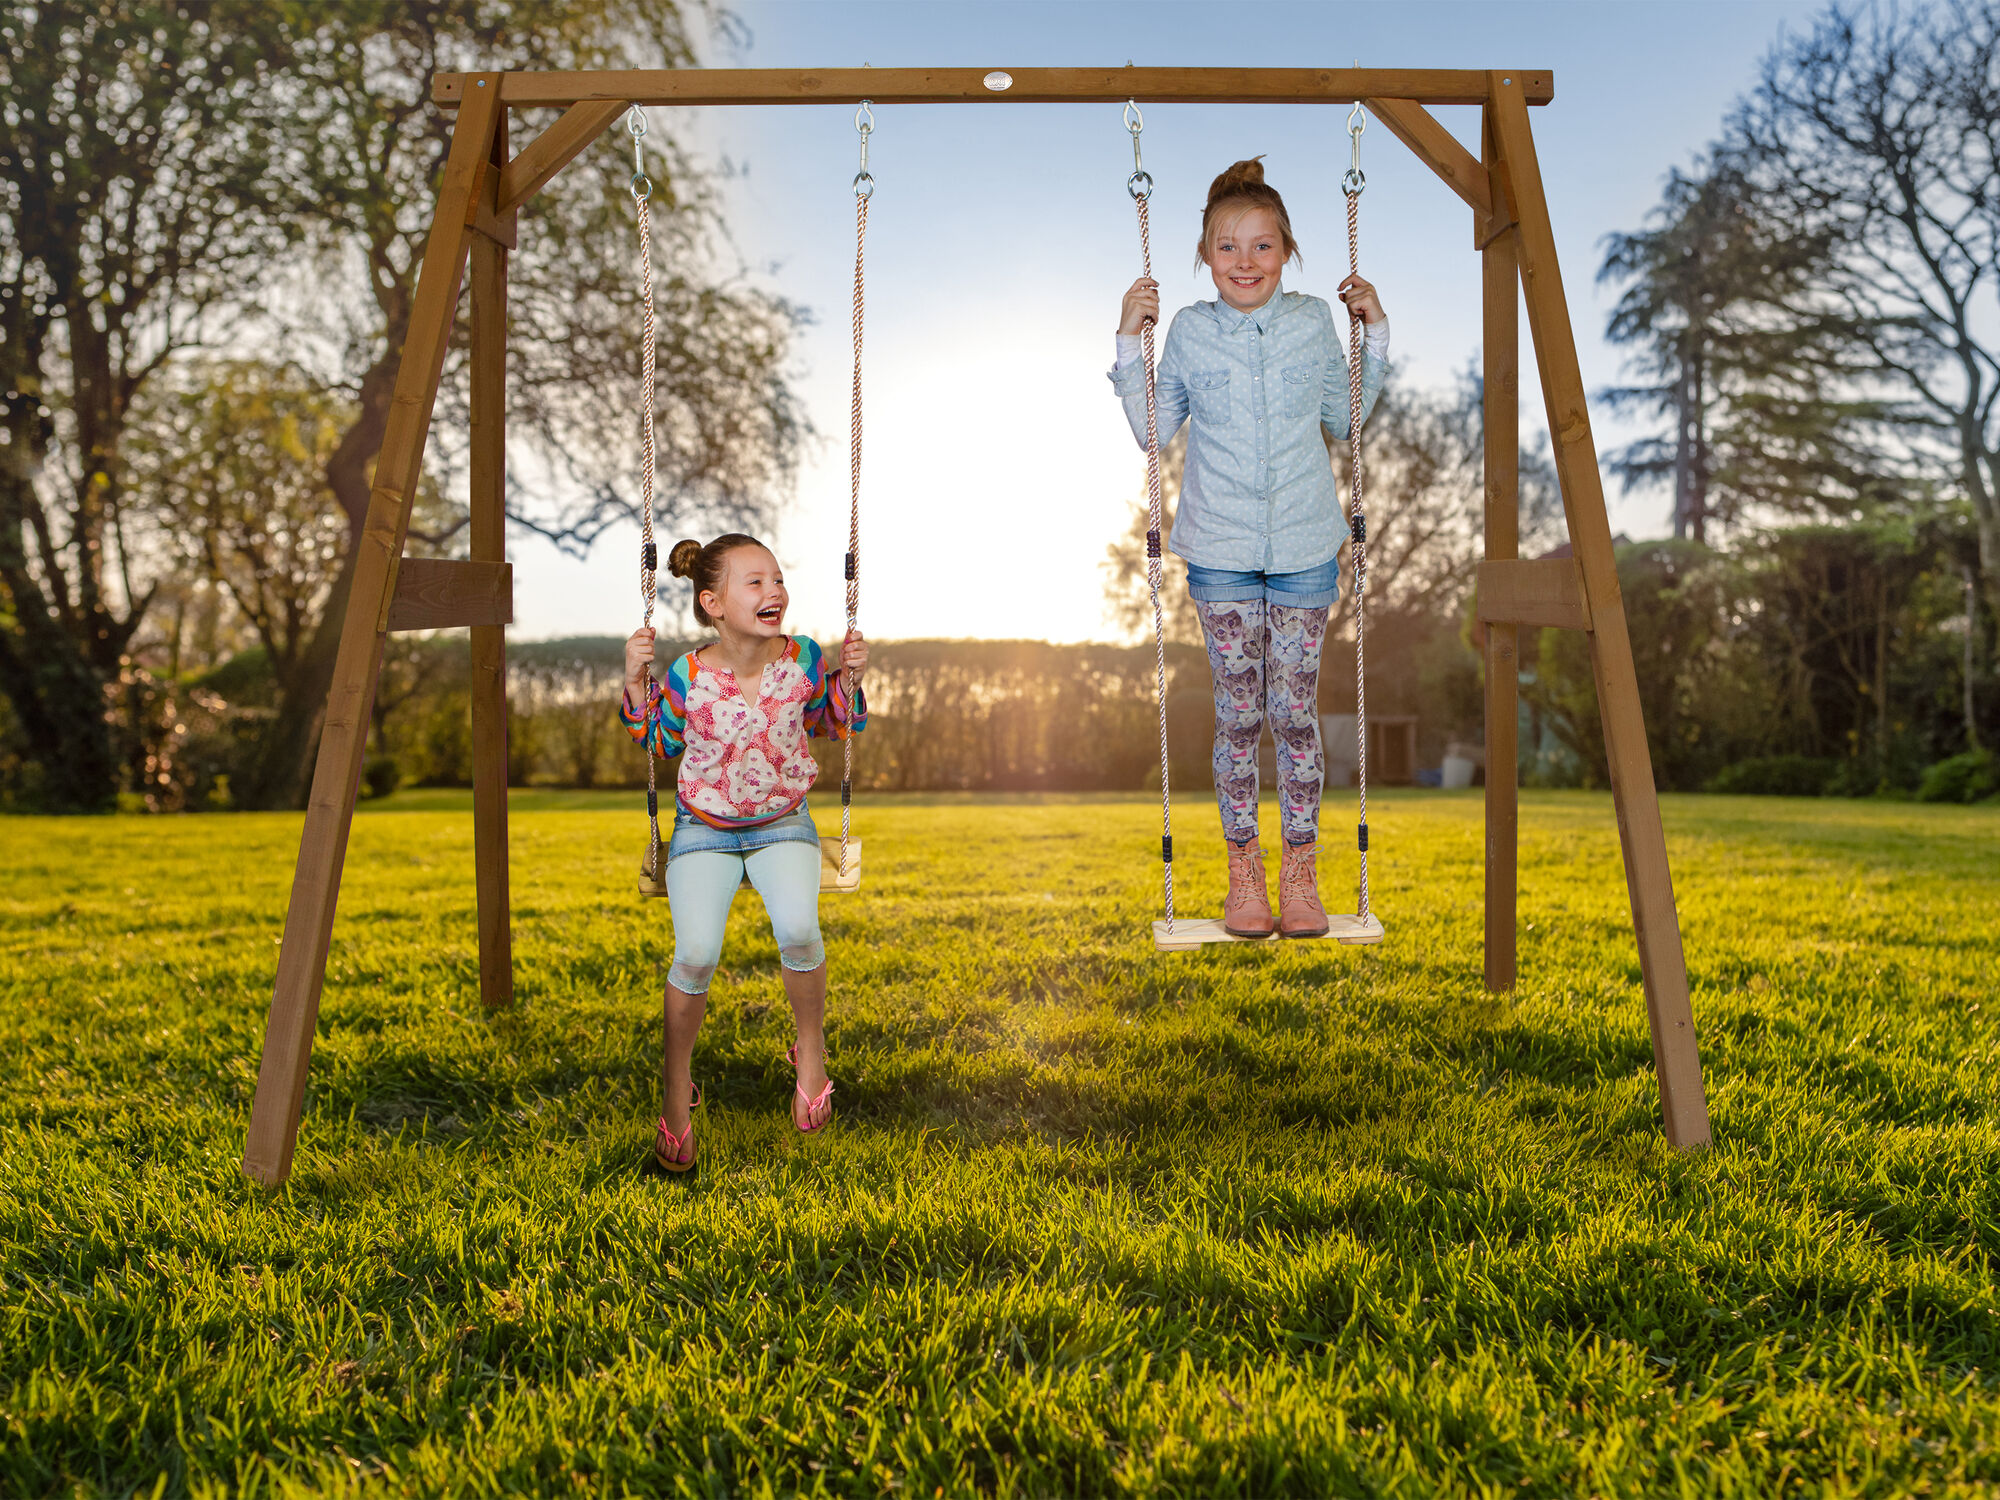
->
xmin=240 ymin=66 xmax=1710 ymax=1189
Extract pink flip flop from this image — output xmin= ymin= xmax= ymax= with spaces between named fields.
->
xmin=785 ymin=1044 xmax=835 ymax=1134
xmin=652 ymin=1082 xmax=702 ymax=1173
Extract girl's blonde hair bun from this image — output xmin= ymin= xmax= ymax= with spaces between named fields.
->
xmin=1210 ymin=157 xmax=1269 ymax=195
xmin=1197 ymin=156 xmax=1300 ymax=269
xmin=666 ymin=539 xmax=704 ymax=579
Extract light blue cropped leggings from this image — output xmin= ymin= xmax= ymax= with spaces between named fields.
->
xmin=664 ymin=842 xmax=826 ymax=995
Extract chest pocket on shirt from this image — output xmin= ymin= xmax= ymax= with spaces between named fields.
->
xmin=1280 ymin=364 xmax=1320 ymax=419
xmin=1186 ymin=369 xmax=1231 ymax=428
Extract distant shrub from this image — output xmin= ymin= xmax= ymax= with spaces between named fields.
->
xmin=363 ymin=756 xmax=401 ymax=801
xmin=1706 ymin=755 xmax=1837 ymax=796
xmin=1916 ymin=748 xmax=2000 ymax=805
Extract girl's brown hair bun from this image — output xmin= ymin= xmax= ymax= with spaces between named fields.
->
xmin=1196 ymin=155 xmax=1301 ymax=270
xmin=670 ymin=533 xmax=767 ymax=628
xmin=667 ymin=538 xmax=703 ymax=579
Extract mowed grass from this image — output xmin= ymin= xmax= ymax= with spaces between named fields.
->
xmin=3 ymin=789 xmax=1998 ymax=1498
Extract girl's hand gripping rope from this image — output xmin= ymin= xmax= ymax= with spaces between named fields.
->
xmin=840 ymin=629 xmax=869 ymax=691
xmin=1118 ymin=276 xmax=1160 ymax=336
xmin=624 ymin=626 xmax=656 ymax=697
xmin=1336 ymin=272 xmax=1384 ymax=326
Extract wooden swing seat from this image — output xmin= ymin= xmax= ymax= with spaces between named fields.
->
xmin=1152 ymin=912 xmax=1384 ymax=951
xmin=637 ymin=836 xmax=861 ymax=898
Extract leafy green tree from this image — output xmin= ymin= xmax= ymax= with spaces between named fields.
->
xmin=1598 ymin=159 xmax=1902 ymax=542
xmin=230 ymin=0 xmax=804 ymax=808
xmin=123 ymin=359 xmax=460 ymax=687
xmin=1 ymin=1 xmax=805 ymax=812
xmin=1525 ymin=540 xmax=1754 ymax=791
xmin=0 ymin=1 xmax=296 ymax=808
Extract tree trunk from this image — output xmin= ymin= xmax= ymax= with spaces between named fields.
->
xmin=236 ymin=539 xmax=359 ymax=809
xmin=1966 ymin=564 xmax=1982 ymax=752
xmin=1671 ymin=359 xmax=1695 ymax=542
xmin=1976 ymin=496 xmax=2000 ymax=664
xmin=0 ymin=596 xmax=117 ymax=811
xmin=0 ymin=356 xmax=119 ymax=811
xmin=233 ymin=310 xmax=402 ymax=810
xmin=1966 ymin=438 xmax=2000 ymax=665
xmin=1874 ymin=578 xmax=1890 ymax=766
xmin=1690 ymin=350 xmax=1708 ymax=547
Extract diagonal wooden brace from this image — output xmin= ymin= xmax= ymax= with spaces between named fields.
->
xmin=1488 ymin=70 xmax=1710 ymax=1149
xmin=240 ymin=75 xmax=507 ymax=1188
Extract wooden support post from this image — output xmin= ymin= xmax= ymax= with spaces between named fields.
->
xmin=1481 ymin=104 xmax=1520 ymax=995
xmin=240 ymin=75 xmax=505 ymax=1187
xmin=1488 ymin=72 xmax=1710 ymax=1148
xmin=470 ymin=112 xmax=513 ymax=1013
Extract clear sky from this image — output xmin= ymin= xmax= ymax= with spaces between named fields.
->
xmin=506 ymin=0 xmax=1824 ymax=645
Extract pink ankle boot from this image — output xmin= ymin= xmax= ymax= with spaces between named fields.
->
xmin=1278 ymin=841 xmax=1331 ymax=938
xmin=1223 ymin=838 xmax=1276 ymax=937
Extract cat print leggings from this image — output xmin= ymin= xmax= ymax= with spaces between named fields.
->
xmin=1194 ymin=598 xmax=1331 ymax=847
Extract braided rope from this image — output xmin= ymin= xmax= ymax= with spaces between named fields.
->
xmin=1344 ymin=182 xmax=1370 ymax=922
xmin=839 ymin=188 xmax=868 ymax=875
xmin=1135 ymin=192 xmax=1175 ymax=929
xmin=636 ymin=181 xmax=662 ymax=882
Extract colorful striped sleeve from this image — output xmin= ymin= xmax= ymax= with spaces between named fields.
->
xmin=800 ymin=636 xmax=868 ymax=741
xmin=618 ymin=653 xmax=690 ymax=759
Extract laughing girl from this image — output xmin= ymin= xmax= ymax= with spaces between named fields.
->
xmin=621 ymin=534 xmax=868 ymax=1171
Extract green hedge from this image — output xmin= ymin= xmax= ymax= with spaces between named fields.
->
xmin=1706 ymin=755 xmax=1839 ymax=796
xmin=1916 ymin=748 xmax=2000 ymax=804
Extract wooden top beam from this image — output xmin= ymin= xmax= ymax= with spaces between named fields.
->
xmin=434 ymin=67 xmax=1553 ymax=110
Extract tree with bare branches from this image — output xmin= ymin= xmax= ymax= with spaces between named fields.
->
xmin=1725 ymin=0 xmax=2000 ymax=633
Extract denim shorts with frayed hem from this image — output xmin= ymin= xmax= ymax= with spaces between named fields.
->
xmin=667 ymin=796 xmax=821 ymax=860
xmin=1184 ymin=557 xmax=1342 ymax=609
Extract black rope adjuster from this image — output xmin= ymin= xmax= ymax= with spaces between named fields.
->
xmin=1357 ymin=823 xmax=1369 ymax=853
xmin=840 ymin=779 xmax=852 ymax=806
xmin=1350 ymin=512 xmax=1366 ymax=545
xmin=1161 ymin=835 xmax=1173 ymax=863
xmin=844 ymin=552 xmax=856 ymax=581
xmin=1145 ymin=529 xmax=1161 ymax=559
xmin=642 ymin=541 xmax=657 ymax=572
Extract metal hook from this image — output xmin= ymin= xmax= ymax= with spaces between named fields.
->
xmin=1124 ymin=100 xmax=1150 ymax=197
xmin=627 ymin=106 xmax=652 ymax=201
xmin=853 ymin=99 xmax=874 ymax=197
xmin=1344 ymin=102 xmax=1366 ymax=196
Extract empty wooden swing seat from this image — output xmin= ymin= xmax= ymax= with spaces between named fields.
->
xmin=1152 ymin=912 xmax=1384 ymax=952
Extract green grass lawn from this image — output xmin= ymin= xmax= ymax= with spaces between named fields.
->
xmin=4 ymin=789 xmax=1998 ymax=1497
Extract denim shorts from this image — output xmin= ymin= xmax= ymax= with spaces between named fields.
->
xmin=1184 ymin=557 xmax=1342 ymax=609
xmin=667 ymin=796 xmax=821 ymax=859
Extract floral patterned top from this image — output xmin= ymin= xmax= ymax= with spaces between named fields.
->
xmin=619 ymin=636 xmax=868 ymax=830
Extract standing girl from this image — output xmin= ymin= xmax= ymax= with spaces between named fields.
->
xmin=621 ymin=533 xmax=869 ymax=1172
xmin=1110 ymin=157 xmax=1388 ymax=939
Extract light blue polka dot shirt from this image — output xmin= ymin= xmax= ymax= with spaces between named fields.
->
xmin=1110 ymin=288 xmax=1388 ymax=574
